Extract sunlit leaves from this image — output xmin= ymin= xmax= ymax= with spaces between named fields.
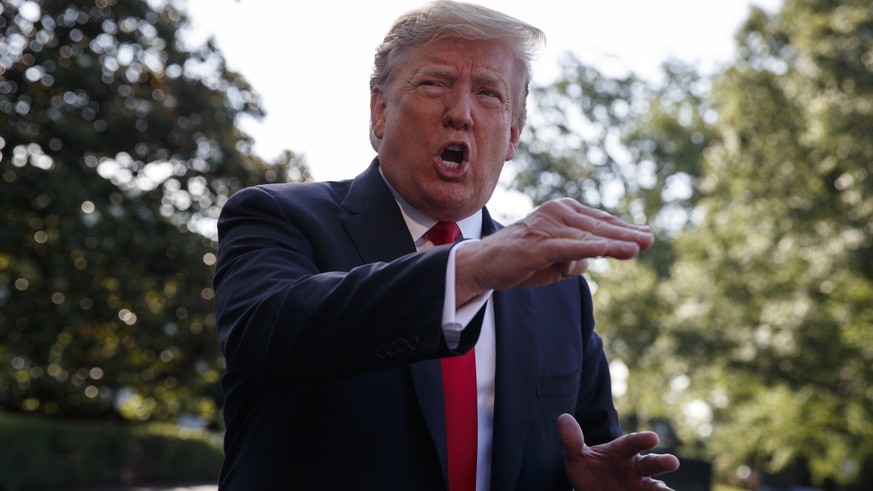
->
xmin=0 ymin=0 xmax=305 ymax=426
xmin=516 ymin=0 xmax=873 ymax=486
xmin=0 ymin=0 xmax=290 ymax=239
xmin=660 ymin=0 xmax=873 ymax=484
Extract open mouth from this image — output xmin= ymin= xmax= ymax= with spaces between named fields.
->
xmin=440 ymin=144 xmax=467 ymax=168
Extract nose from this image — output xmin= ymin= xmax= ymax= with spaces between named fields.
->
xmin=443 ymin=88 xmax=474 ymax=130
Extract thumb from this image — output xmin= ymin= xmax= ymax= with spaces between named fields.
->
xmin=557 ymin=413 xmax=586 ymax=454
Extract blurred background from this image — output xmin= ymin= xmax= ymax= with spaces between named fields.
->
xmin=1 ymin=0 xmax=871 ymax=490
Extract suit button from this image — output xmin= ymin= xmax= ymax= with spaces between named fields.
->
xmin=375 ymin=343 xmax=387 ymax=359
xmin=397 ymin=338 xmax=410 ymax=354
xmin=386 ymin=341 xmax=398 ymax=357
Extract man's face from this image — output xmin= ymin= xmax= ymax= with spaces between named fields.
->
xmin=371 ymin=37 xmax=523 ymax=222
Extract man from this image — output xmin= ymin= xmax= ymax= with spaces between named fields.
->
xmin=213 ymin=1 xmax=679 ymax=489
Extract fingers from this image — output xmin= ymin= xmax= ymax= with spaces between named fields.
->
xmin=612 ymin=431 xmax=661 ymax=459
xmin=546 ymin=236 xmax=643 ymax=262
xmin=556 ymin=413 xmax=585 ymax=454
xmin=532 ymin=199 xmax=655 ymax=259
xmin=643 ymin=477 xmax=676 ymax=491
xmin=636 ymin=453 xmax=681 ymax=476
xmin=561 ymin=258 xmax=589 ymax=277
xmin=561 ymin=198 xmax=652 ymax=232
xmin=563 ymin=211 xmax=654 ymax=252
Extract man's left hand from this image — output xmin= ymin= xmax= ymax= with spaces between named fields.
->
xmin=558 ymin=413 xmax=681 ymax=491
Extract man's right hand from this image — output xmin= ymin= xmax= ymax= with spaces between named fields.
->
xmin=455 ymin=198 xmax=654 ymax=306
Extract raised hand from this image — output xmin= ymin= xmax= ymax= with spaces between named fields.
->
xmin=455 ymin=198 xmax=654 ymax=305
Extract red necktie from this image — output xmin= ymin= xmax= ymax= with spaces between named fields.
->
xmin=427 ymin=222 xmax=477 ymax=491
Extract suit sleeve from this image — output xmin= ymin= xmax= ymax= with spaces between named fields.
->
xmin=213 ymin=185 xmax=481 ymax=392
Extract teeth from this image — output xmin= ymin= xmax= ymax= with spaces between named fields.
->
xmin=441 ymin=144 xmax=465 ymax=169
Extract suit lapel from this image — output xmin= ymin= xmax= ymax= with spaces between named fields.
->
xmin=490 ymin=288 xmax=537 ymax=489
xmin=409 ymin=360 xmax=449 ymax=481
xmin=341 ymin=159 xmax=416 ymax=263
xmin=340 ymin=159 xmax=450 ymax=482
xmin=483 ymin=212 xmax=538 ymax=490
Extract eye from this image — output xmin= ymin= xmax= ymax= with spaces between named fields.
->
xmin=417 ymin=80 xmax=446 ymax=96
xmin=477 ymin=88 xmax=505 ymax=107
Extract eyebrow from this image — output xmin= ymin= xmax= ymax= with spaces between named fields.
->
xmin=413 ymin=66 xmax=455 ymax=80
xmin=473 ymin=71 xmax=508 ymax=92
xmin=413 ymin=66 xmax=509 ymax=93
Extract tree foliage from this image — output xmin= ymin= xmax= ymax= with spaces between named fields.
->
xmin=513 ymin=51 xmax=718 ymax=429
xmin=0 ymin=0 xmax=307 ymax=424
xmin=661 ymin=0 xmax=873 ymax=484
xmin=514 ymin=0 xmax=873 ymax=487
xmin=514 ymin=54 xmax=715 ymax=274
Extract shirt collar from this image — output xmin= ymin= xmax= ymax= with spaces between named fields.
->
xmin=379 ymin=167 xmax=483 ymax=244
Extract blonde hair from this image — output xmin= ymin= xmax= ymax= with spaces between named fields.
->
xmin=370 ymin=1 xmax=545 ymax=148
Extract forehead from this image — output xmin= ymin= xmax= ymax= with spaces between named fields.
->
xmin=393 ymin=37 xmax=523 ymax=86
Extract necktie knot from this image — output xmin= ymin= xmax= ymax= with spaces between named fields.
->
xmin=427 ymin=222 xmax=462 ymax=246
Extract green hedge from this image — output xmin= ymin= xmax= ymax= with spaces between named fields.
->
xmin=0 ymin=413 xmax=223 ymax=491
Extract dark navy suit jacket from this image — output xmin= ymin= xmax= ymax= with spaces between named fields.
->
xmin=213 ymin=159 xmax=621 ymax=490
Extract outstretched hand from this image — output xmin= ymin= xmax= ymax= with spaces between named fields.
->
xmin=557 ymin=414 xmax=680 ymax=491
xmin=455 ymin=198 xmax=654 ymax=306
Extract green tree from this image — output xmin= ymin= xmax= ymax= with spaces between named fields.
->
xmin=512 ymin=52 xmax=715 ymax=436
xmin=514 ymin=54 xmax=715 ymax=272
xmin=0 ymin=0 xmax=307 ymax=424
xmin=513 ymin=0 xmax=873 ymax=487
xmin=660 ymin=0 xmax=873 ymax=485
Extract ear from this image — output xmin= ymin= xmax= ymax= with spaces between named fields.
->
xmin=504 ymin=125 xmax=521 ymax=161
xmin=370 ymin=88 xmax=387 ymax=139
